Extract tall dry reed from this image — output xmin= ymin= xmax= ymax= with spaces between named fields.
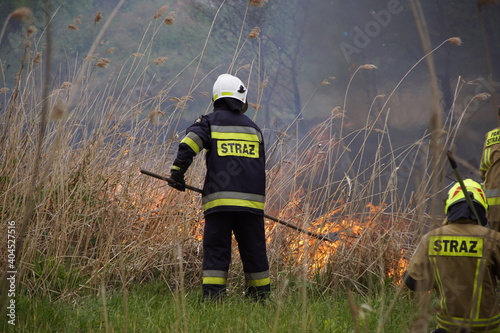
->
xmin=0 ymin=7 xmax=487 ymax=333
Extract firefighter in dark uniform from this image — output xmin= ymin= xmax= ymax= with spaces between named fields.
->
xmin=403 ymin=179 xmax=500 ymax=333
xmin=169 ymin=73 xmax=270 ymax=300
xmin=479 ymin=106 xmax=500 ymax=232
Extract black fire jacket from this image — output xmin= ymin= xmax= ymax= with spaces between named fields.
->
xmin=173 ymin=103 xmax=266 ymax=216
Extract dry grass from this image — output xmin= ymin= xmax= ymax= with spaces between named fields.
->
xmin=163 ymin=12 xmax=176 ymax=26
xmin=0 ymin=6 xmax=482 ymax=329
xmin=249 ymin=0 xmax=268 ymax=7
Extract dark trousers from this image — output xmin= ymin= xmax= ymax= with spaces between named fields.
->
xmin=202 ymin=211 xmax=270 ymax=298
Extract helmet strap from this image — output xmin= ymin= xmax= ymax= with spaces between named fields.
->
xmin=241 ymin=101 xmax=248 ymax=114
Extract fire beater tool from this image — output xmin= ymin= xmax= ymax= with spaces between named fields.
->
xmin=140 ymin=169 xmax=341 ymax=243
xmin=446 ymin=151 xmax=481 ymax=223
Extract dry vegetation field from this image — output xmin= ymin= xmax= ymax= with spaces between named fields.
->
xmin=0 ymin=2 xmax=486 ymax=332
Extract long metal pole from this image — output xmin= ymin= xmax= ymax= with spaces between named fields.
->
xmin=446 ymin=151 xmax=481 ymax=223
xmin=140 ymin=169 xmax=339 ymax=243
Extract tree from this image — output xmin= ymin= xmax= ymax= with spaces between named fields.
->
xmin=190 ymin=0 xmax=310 ymax=127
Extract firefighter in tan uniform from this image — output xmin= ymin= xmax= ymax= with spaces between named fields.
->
xmin=404 ymin=179 xmax=500 ymax=333
xmin=479 ymin=106 xmax=500 ymax=232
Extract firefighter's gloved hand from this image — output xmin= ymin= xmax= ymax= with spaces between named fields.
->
xmin=169 ymin=170 xmax=186 ymax=191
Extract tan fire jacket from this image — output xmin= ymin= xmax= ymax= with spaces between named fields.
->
xmin=480 ymin=127 xmax=500 ymax=231
xmin=406 ymin=220 xmax=500 ymax=332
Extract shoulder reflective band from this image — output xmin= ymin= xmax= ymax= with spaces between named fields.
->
xmin=485 ymin=129 xmax=500 ymax=147
xmin=428 ymin=236 xmax=483 ymax=257
xmin=211 ymin=125 xmax=263 ymax=143
xmin=217 ymin=140 xmax=259 ymax=158
xmin=180 ymin=132 xmax=203 ymax=154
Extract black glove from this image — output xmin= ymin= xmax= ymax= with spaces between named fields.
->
xmin=169 ymin=169 xmax=186 ymax=191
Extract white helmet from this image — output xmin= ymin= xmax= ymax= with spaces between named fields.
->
xmin=212 ymin=74 xmax=247 ymax=103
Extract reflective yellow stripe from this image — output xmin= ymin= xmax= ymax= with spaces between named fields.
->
xmin=171 ymin=165 xmax=181 ymax=171
xmin=428 ymin=236 xmax=483 ymax=257
xmin=487 ymin=197 xmax=500 ymax=205
xmin=213 ymin=92 xmax=235 ymax=100
xmin=246 ymin=277 xmax=270 ymax=287
xmin=202 ymin=277 xmax=227 ymax=285
xmin=212 ymin=131 xmax=260 ymax=142
xmin=202 ymin=192 xmax=265 ymax=211
xmin=437 ymin=312 xmax=500 ymax=330
xmin=203 ymin=198 xmax=265 ymax=211
xmin=430 ymin=257 xmax=448 ymax=313
xmin=245 ymin=271 xmax=270 ymax=287
xmin=480 ymin=147 xmax=491 ymax=171
xmin=486 ymin=189 xmax=500 ymax=206
xmin=471 ymin=259 xmax=486 ymax=319
xmin=181 ymin=136 xmax=202 ymax=154
xmin=211 ymin=125 xmax=263 ymax=142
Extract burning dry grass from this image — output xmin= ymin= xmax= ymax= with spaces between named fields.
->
xmin=0 ymin=90 xmax=418 ymax=301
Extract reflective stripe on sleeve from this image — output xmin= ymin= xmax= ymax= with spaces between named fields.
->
xmin=487 ymin=197 xmax=500 ymax=206
xmin=486 ymin=189 xmax=500 ymax=206
xmin=180 ymin=132 xmax=203 ymax=154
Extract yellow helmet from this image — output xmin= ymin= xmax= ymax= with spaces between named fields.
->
xmin=444 ymin=179 xmax=488 ymax=214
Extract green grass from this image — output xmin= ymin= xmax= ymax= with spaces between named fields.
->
xmin=2 ymin=283 xmax=425 ymax=333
